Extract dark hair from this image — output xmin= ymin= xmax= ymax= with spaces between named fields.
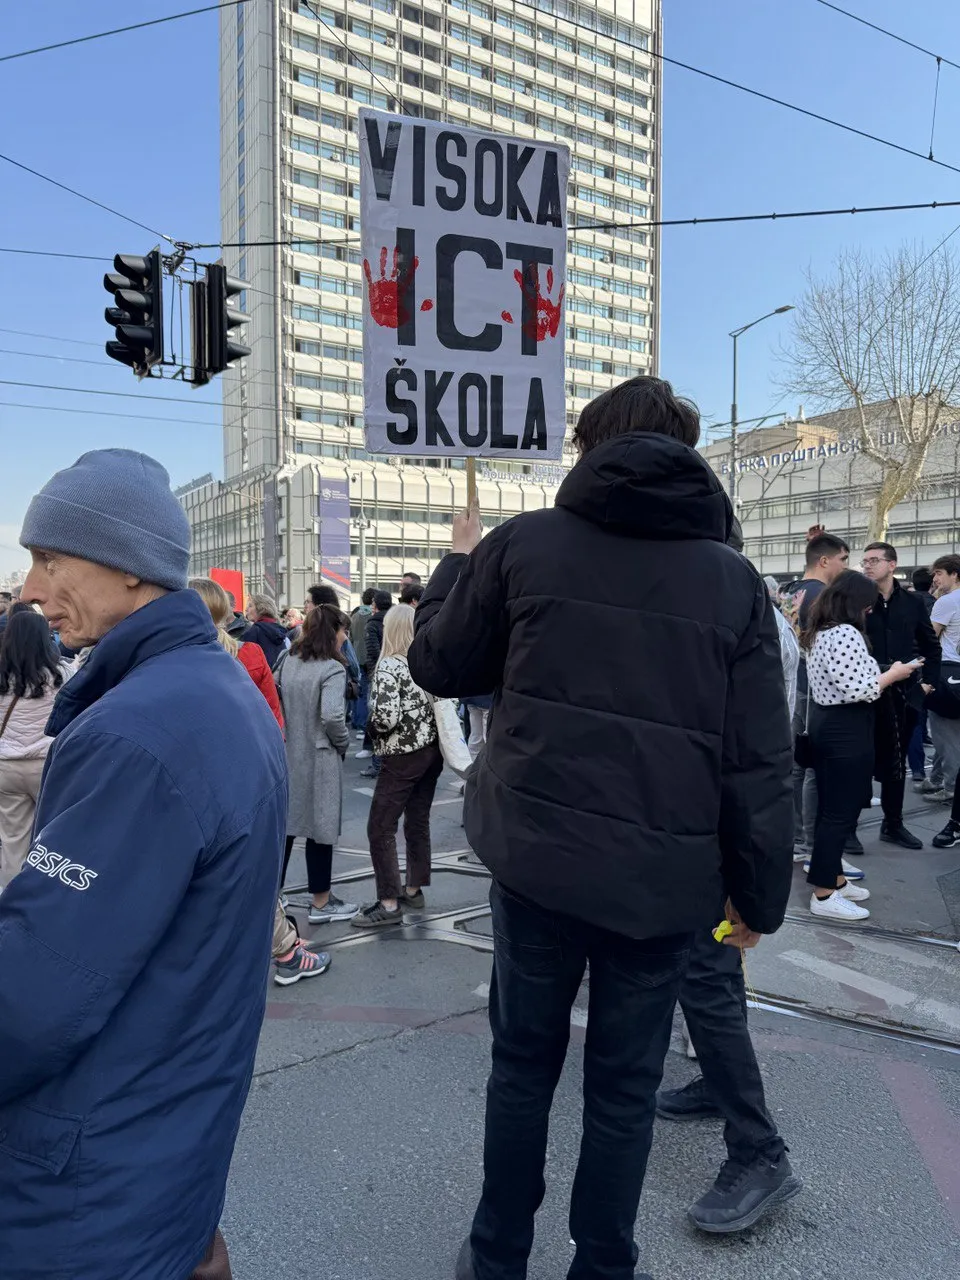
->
xmin=864 ymin=541 xmax=897 ymax=564
xmin=361 ymin=587 xmax=376 ymax=606
xmin=801 ymin=569 xmax=879 ymax=651
xmin=401 ymin=571 xmax=422 ymax=584
xmin=307 ymin=583 xmax=340 ymax=608
xmin=912 ymin=568 xmax=934 ymax=592
xmin=572 ymin=376 xmax=700 ymax=455
xmin=292 ymin=603 xmax=350 ymax=665
xmin=805 ymin=533 xmax=849 ymax=568
xmin=400 ymin=582 xmax=424 ymax=605
xmin=373 ymin=589 xmax=393 ymax=612
xmin=932 ymin=555 xmax=960 ymax=579
xmin=0 ymin=610 xmax=65 ymax=699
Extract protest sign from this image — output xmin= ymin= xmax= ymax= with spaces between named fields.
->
xmin=359 ymin=109 xmax=570 ymax=461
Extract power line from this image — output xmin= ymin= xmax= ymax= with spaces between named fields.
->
xmin=0 ymin=152 xmax=173 ymax=242
xmin=510 ymin=0 xmax=960 ymax=180
xmin=0 ymin=327 xmax=101 ymax=347
xmin=0 ymin=400 xmax=220 ymax=427
xmin=297 ymin=0 xmax=413 ymax=116
xmin=0 ymin=378 xmax=223 ymax=412
xmin=812 ymin=0 xmax=960 ymax=72
xmin=0 ymin=247 xmax=109 ymax=262
xmin=0 ymin=1 xmax=248 ymax=65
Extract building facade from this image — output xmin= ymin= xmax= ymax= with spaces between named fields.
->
xmin=701 ymin=405 xmax=960 ymax=580
xmin=181 ymin=0 xmax=662 ymax=603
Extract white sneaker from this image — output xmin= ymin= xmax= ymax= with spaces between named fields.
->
xmin=810 ymin=891 xmax=869 ymax=922
xmin=355 ymin=731 xmax=365 ymax=739
xmin=355 ymin=749 xmax=372 ymax=759
xmin=838 ymin=880 xmax=870 ymax=902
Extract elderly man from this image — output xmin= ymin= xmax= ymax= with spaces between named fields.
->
xmin=0 ymin=449 xmax=286 ymax=1280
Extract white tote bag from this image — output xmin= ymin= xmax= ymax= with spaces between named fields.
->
xmin=429 ymin=696 xmax=473 ymax=779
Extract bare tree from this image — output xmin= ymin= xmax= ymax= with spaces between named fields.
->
xmin=780 ymin=243 xmax=960 ymax=540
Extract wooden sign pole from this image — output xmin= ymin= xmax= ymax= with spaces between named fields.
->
xmin=466 ymin=455 xmax=478 ymax=507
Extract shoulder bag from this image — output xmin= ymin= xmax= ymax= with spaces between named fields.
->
xmin=428 ymin=695 xmax=473 ymax=779
xmin=0 ymin=695 xmax=21 ymax=740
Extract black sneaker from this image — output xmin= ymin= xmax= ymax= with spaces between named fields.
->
xmin=843 ymin=833 xmax=865 ymax=855
xmin=933 ymin=819 xmax=960 ymax=849
xmin=350 ymin=900 xmax=403 ymax=929
xmin=880 ymin=822 xmax=923 ymax=850
xmin=273 ymin=943 xmax=331 ymax=986
xmin=656 ymin=1076 xmax=722 ymax=1122
xmin=400 ymin=887 xmax=426 ymax=909
xmin=688 ymin=1153 xmax=802 ymax=1234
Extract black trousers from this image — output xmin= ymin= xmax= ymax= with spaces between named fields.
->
xmin=471 ymin=881 xmax=691 ymax=1280
xmin=281 ymin=835 xmax=334 ymax=894
xmin=680 ymin=929 xmax=785 ymax=1165
xmin=808 ymin=702 xmax=875 ymax=891
xmin=880 ymin=702 xmax=917 ymax=825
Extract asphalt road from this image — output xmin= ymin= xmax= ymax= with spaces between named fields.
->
xmin=220 ymin=751 xmax=960 ymax=1279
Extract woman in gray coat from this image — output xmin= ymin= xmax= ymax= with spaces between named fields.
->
xmin=277 ymin=604 xmax=358 ymax=924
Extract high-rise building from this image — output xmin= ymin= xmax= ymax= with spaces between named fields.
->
xmin=181 ymin=0 xmax=661 ymax=604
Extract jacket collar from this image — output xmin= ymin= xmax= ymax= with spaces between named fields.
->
xmin=47 ymin=590 xmax=217 ymax=737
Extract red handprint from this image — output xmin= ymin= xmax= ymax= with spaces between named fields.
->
xmin=502 ymin=265 xmax=565 ymax=342
xmin=363 ymin=246 xmax=432 ymax=327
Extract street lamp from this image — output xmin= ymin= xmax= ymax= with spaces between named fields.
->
xmin=729 ymin=305 xmax=794 ymax=502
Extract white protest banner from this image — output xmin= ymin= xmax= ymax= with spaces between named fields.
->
xmin=359 ymin=109 xmax=570 ymax=461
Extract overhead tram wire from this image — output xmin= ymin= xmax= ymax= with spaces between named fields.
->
xmin=0 ymin=401 xmax=225 ymax=428
xmin=811 ymin=0 xmax=960 ymax=72
xmin=507 ymin=0 xmax=960 ymax=181
xmin=0 ymin=152 xmax=174 ymax=242
xmin=0 ymin=1 xmax=249 ymax=64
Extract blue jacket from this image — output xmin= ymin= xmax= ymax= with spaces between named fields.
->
xmin=0 ymin=591 xmax=287 ymax=1279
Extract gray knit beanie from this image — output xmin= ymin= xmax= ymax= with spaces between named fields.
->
xmin=20 ymin=449 xmax=191 ymax=591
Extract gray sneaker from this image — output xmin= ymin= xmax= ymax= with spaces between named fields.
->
xmin=922 ymin=788 xmax=951 ymax=804
xmin=351 ymin=900 xmax=403 ymax=928
xmin=308 ymin=893 xmax=359 ymax=924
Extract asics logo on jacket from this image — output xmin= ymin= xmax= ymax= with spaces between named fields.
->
xmin=25 ymin=842 xmax=98 ymax=890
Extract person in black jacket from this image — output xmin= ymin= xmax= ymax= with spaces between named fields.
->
xmin=862 ymin=542 xmax=941 ymax=848
xmin=243 ymin=593 xmax=290 ymax=669
xmin=407 ymin=376 xmax=794 ymax=1280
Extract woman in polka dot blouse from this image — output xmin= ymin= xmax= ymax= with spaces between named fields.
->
xmin=801 ymin=570 xmax=918 ymax=923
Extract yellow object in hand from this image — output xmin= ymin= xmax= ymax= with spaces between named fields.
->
xmin=712 ymin=919 xmax=734 ymax=943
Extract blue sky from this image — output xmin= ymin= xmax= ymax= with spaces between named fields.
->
xmin=1 ymin=0 xmax=959 ymax=569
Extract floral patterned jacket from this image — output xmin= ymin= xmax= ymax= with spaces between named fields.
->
xmin=367 ymin=655 xmax=438 ymax=756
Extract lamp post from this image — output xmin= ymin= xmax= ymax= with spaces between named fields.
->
xmin=729 ymin=305 xmax=794 ymax=503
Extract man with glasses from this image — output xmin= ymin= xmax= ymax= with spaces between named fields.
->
xmin=862 ymin=542 xmax=941 ymax=849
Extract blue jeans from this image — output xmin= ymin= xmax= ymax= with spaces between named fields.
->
xmin=470 ymin=881 xmax=691 ymax=1280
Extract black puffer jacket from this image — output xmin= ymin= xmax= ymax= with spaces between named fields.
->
xmin=409 ymin=432 xmax=793 ymax=938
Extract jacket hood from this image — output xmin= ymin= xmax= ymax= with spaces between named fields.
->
xmin=555 ymin=432 xmax=732 ymax=543
xmin=251 ymin=618 xmax=288 ymax=641
xmin=226 ymin=612 xmax=249 ymax=638
xmin=47 ymin=590 xmax=218 ymax=737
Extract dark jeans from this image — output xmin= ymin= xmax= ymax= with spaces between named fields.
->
xmin=907 ymin=707 xmax=928 ymax=780
xmin=281 ymin=835 xmax=334 ymax=895
xmin=354 ymin=670 xmax=370 ymax=735
xmin=189 ymin=1229 xmax=232 ymax=1280
xmin=808 ymin=702 xmax=875 ymax=891
xmin=679 ymin=929 xmax=785 ymax=1165
xmin=367 ymin=742 xmax=443 ymax=900
xmin=880 ymin=703 xmax=917 ymax=825
xmin=471 ymin=881 xmax=691 ymax=1280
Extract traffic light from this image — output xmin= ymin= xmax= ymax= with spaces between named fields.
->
xmin=103 ymin=249 xmax=164 ymax=377
xmin=190 ymin=262 xmax=250 ymax=386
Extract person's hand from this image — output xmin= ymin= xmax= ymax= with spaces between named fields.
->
xmin=452 ymin=500 xmax=483 ymax=555
xmin=721 ymin=899 xmax=762 ymax=950
xmin=922 ymin=683 xmax=935 ymax=696
xmin=889 ymin=659 xmax=920 ymax=683
xmin=806 ymin=524 xmax=826 ymax=542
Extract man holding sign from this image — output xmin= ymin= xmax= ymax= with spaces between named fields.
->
xmin=359 ymin=110 xmax=569 ymax=462
xmin=409 ymin=377 xmax=793 ymax=1279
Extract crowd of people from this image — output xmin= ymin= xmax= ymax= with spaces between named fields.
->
xmin=0 ymin=378 xmax=958 ymax=1280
